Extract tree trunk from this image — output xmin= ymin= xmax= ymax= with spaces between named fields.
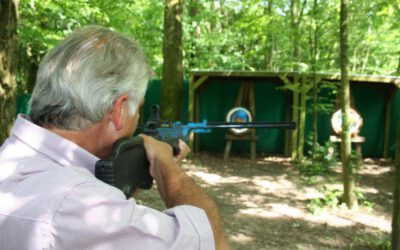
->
xmin=161 ymin=0 xmax=184 ymax=121
xmin=27 ymin=61 xmax=38 ymax=93
xmin=187 ymin=0 xmax=199 ymax=70
xmin=392 ymin=115 xmax=400 ymax=249
xmin=361 ymin=47 xmax=370 ymax=74
xmin=310 ymin=0 xmax=319 ymax=159
xmin=352 ymin=49 xmax=357 ymax=72
xmin=291 ymin=75 xmax=299 ymax=161
xmin=0 ymin=0 xmax=19 ymax=144
xmin=297 ymin=77 xmax=307 ymax=161
xmin=264 ymin=0 xmax=274 ymax=71
xmin=290 ymin=0 xmax=299 ymax=161
xmin=311 ymin=73 xmax=321 ymax=160
xmin=340 ymin=0 xmax=358 ymax=209
xmin=289 ymin=0 xmax=306 ymax=161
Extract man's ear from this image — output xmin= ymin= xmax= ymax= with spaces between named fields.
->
xmin=110 ymin=95 xmax=129 ymax=131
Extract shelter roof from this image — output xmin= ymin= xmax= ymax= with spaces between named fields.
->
xmin=189 ymin=70 xmax=400 ymax=88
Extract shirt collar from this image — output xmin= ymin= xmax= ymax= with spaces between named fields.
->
xmin=11 ymin=115 xmax=100 ymax=174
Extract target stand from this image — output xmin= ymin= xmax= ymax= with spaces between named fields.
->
xmin=223 ymin=82 xmax=258 ymax=161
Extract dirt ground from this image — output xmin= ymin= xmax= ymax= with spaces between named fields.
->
xmin=137 ymin=152 xmax=394 ymax=250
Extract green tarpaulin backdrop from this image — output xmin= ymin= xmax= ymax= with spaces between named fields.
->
xmin=16 ymin=79 xmax=399 ymax=158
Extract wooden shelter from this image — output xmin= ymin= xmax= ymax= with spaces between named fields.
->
xmin=189 ymin=70 xmax=400 ymax=158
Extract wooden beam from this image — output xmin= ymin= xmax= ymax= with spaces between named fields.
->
xmin=193 ymin=75 xmax=209 ymax=91
xmin=189 ymin=70 xmax=400 ymax=88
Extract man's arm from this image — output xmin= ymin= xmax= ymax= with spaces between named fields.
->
xmin=140 ymin=135 xmax=230 ymax=250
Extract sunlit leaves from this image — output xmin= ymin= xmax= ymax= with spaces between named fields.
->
xmin=17 ymin=0 xmax=399 ymax=88
xmin=185 ymin=0 xmax=398 ymax=75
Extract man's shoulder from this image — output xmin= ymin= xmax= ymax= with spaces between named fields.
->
xmin=0 ymin=147 xmax=93 ymax=187
xmin=0 ymin=152 xmax=114 ymax=220
xmin=0 ymin=131 xmax=102 ymax=192
xmin=0 ymin=151 xmax=128 ymax=250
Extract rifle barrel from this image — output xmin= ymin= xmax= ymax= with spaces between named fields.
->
xmin=204 ymin=121 xmax=296 ymax=129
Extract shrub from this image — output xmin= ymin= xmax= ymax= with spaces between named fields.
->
xmin=298 ymin=135 xmax=338 ymax=176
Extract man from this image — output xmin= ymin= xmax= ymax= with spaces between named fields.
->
xmin=0 ymin=26 xmax=229 ymax=250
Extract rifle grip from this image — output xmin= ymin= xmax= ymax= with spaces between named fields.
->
xmin=172 ymin=143 xmax=180 ymax=156
xmin=95 ymin=136 xmax=153 ymax=198
xmin=165 ymin=138 xmax=180 ymax=156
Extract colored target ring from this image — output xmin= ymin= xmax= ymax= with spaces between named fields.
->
xmin=226 ymin=107 xmax=252 ymax=135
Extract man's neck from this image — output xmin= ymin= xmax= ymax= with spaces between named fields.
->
xmin=47 ymin=121 xmax=113 ymax=158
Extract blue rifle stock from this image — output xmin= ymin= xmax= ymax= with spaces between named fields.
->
xmin=95 ymin=105 xmax=296 ymax=198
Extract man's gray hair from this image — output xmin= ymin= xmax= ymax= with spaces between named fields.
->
xmin=30 ymin=25 xmax=153 ymax=130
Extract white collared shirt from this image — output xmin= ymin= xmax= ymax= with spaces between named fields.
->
xmin=0 ymin=115 xmax=214 ymax=250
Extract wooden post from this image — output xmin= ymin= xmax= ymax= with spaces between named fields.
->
xmin=284 ymin=91 xmax=292 ymax=156
xmin=189 ymin=75 xmax=208 ymax=152
xmin=194 ymin=89 xmax=201 ymax=152
xmin=279 ymin=74 xmax=300 ymax=161
xmin=383 ymin=88 xmax=394 ymax=158
xmin=392 ymin=115 xmax=400 ymax=248
xmin=249 ymin=83 xmax=256 ymax=160
xmin=188 ymin=74 xmax=195 ymax=151
xmin=188 ymin=74 xmax=195 ymax=123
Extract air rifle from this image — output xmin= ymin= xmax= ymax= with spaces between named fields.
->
xmin=95 ymin=105 xmax=296 ymax=198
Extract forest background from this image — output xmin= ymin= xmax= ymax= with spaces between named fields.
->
xmin=14 ymin=0 xmax=400 ymax=93
xmin=4 ymin=0 xmax=398 ymax=161
xmin=2 ymin=0 xmax=399 ymax=181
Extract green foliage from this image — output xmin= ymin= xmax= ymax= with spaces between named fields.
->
xmin=300 ymin=176 xmax=319 ymax=186
xmin=18 ymin=0 xmax=110 ymax=91
xmin=351 ymin=150 xmax=363 ymax=169
xmin=16 ymin=0 xmax=400 ymax=91
xmin=184 ymin=0 xmax=399 ymax=75
xmin=355 ymin=190 xmax=375 ymax=212
xmin=98 ymin=0 xmax=164 ymax=74
xmin=307 ymin=188 xmax=342 ymax=215
xmin=18 ymin=0 xmax=163 ymax=91
xmin=298 ymin=135 xmax=338 ymax=176
xmin=348 ymin=233 xmax=391 ymax=250
xmin=306 ymin=80 xmax=338 ymax=114
xmin=308 ymin=187 xmax=375 ymax=215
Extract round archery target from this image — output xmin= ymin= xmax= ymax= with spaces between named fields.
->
xmin=331 ymin=108 xmax=363 ymax=136
xmin=226 ymin=107 xmax=252 ymax=135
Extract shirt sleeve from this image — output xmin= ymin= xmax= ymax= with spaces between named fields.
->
xmin=51 ymin=180 xmax=215 ymax=250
